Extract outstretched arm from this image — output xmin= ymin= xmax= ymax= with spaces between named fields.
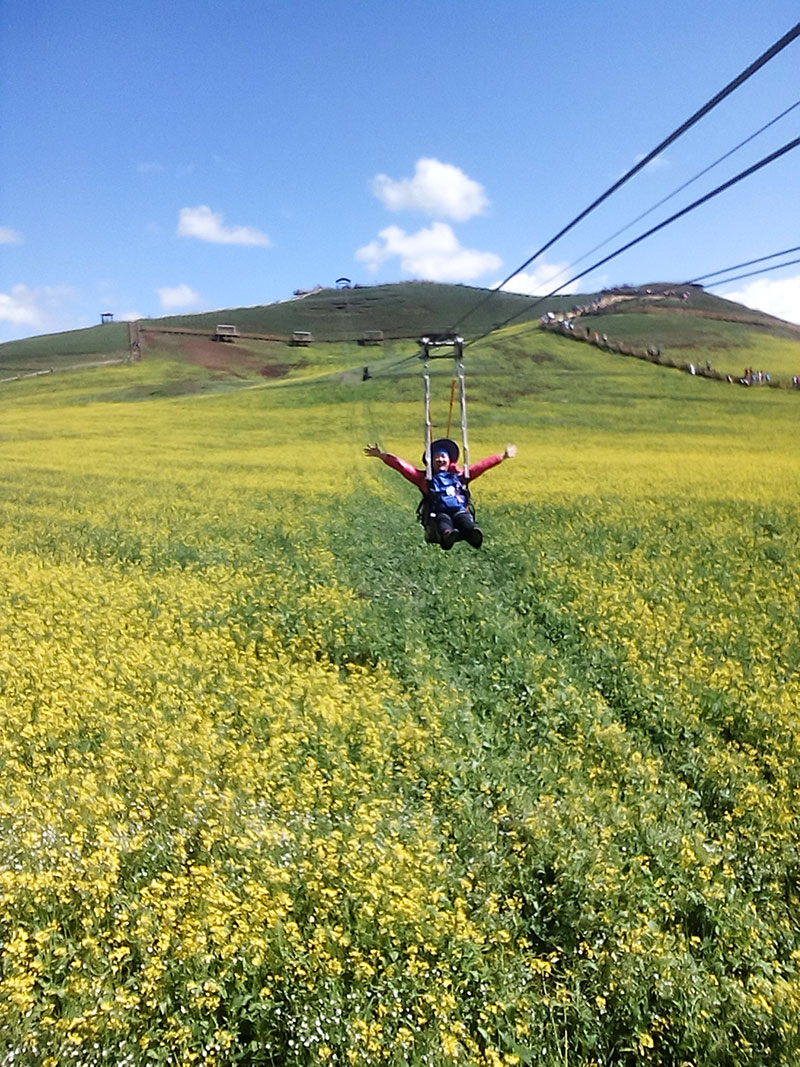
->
xmin=364 ymin=443 xmax=386 ymax=459
xmin=364 ymin=443 xmax=428 ymax=492
xmin=468 ymin=444 xmax=518 ymax=480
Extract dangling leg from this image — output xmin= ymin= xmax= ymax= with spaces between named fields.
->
xmin=453 ymin=509 xmax=483 ymax=548
xmin=436 ymin=512 xmax=459 ymax=551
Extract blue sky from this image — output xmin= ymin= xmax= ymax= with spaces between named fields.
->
xmin=1 ymin=0 xmax=799 ymax=343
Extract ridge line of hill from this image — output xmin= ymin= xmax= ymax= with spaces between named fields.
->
xmin=1 ymin=282 xmax=799 ymax=391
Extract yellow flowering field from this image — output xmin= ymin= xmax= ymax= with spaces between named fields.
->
xmin=0 ymin=342 xmax=799 ymax=1066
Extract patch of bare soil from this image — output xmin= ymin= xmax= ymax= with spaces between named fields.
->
xmin=181 ymin=339 xmax=250 ymax=376
xmin=259 ymin=363 xmax=294 ymax=378
xmin=177 ymin=338 xmax=298 ymax=379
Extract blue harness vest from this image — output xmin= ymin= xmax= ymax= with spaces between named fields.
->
xmin=429 ymin=470 xmax=470 ymax=513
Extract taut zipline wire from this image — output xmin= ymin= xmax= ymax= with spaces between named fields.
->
xmin=356 ymin=24 xmax=800 ymax=384
xmin=448 ymin=21 xmax=800 ymax=336
xmin=529 ymin=98 xmax=800 ymax=296
xmin=689 ymin=244 xmax=800 ymax=283
xmin=698 ymin=255 xmax=800 ymax=289
xmin=465 ymin=133 xmax=800 ymax=345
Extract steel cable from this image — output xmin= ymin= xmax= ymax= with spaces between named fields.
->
xmin=448 ymin=21 xmax=800 ymax=335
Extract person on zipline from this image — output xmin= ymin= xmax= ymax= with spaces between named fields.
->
xmin=364 ymin=437 xmax=517 ymax=550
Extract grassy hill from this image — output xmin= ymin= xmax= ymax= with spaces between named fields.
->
xmin=3 ymin=281 xmax=799 ymax=388
xmin=0 ymin=321 xmax=132 ymax=376
xmin=1 ymin=281 xmax=800 ymax=1064
xmin=141 ymin=281 xmax=572 ymax=341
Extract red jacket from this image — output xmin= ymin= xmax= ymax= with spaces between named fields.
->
xmin=380 ymin=451 xmax=505 ymax=494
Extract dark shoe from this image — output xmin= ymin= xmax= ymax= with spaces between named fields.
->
xmin=467 ymin=525 xmax=483 ymax=548
xmin=440 ymin=528 xmax=458 ymax=550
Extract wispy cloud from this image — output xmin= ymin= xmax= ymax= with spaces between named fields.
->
xmin=496 ymin=262 xmax=580 ymax=297
xmin=0 ymin=284 xmax=42 ymax=326
xmin=0 ymin=283 xmax=83 ymax=341
xmin=177 ymin=205 xmax=270 ymax=246
xmin=634 ymin=152 xmax=668 ymax=174
xmin=371 ymin=158 xmax=489 ymax=221
xmin=158 ymin=283 xmax=201 ymax=310
xmin=0 ymin=226 xmax=23 ymax=245
xmin=356 ymin=223 xmax=501 ymax=282
xmin=722 ymin=275 xmax=800 ymax=327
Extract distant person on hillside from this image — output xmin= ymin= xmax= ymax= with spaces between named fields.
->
xmin=364 ymin=438 xmax=517 ymax=550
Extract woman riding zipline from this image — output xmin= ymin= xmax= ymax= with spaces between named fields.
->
xmin=364 ymin=438 xmax=517 ymax=550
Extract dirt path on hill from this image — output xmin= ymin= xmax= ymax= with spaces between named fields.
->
xmin=129 ymin=320 xmax=141 ymax=361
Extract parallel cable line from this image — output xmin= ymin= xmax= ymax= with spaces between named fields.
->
xmin=535 ymin=99 xmax=800 ymax=292
xmin=448 ymin=21 xmax=800 ymax=334
xmin=689 ymin=244 xmax=800 ymax=283
xmin=699 ymin=255 xmax=800 ymax=288
xmin=468 ymin=134 xmax=800 ymax=343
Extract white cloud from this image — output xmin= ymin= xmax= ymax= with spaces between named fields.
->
xmin=635 ymin=152 xmax=668 ymax=174
xmin=137 ymin=161 xmax=165 ymax=175
xmin=0 ymin=283 xmax=84 ymax=341
xmin=721 ymin=275 xmax=800 ymax=327
xmin=0 ymin=226 xmax=23 ymax=245
xmin=496 ymin=262 xmax=580 ymax=296
xmin=0 ymin=284 xmax=42 ymax=326
xmin=158 ymin=283 xmax=201 ymax=310
xmin=356 ymin=223 xmax=501 ymax=283
xmin=371 ymin=158 xmax=489 ymax=221
xmin=177 ymin=205 xmax=270 ymax=246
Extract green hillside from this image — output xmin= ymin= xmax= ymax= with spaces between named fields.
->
xmin=0 ymin=321 xmax=131 ymax=375
xmin=140 ymin=281 xmax=566 ymax=341
xmin=3 ymin=282 xmax=799 ymax=388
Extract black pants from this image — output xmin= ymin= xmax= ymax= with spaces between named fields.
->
xmin=434 ymin=508 xmax=476 ymax=541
